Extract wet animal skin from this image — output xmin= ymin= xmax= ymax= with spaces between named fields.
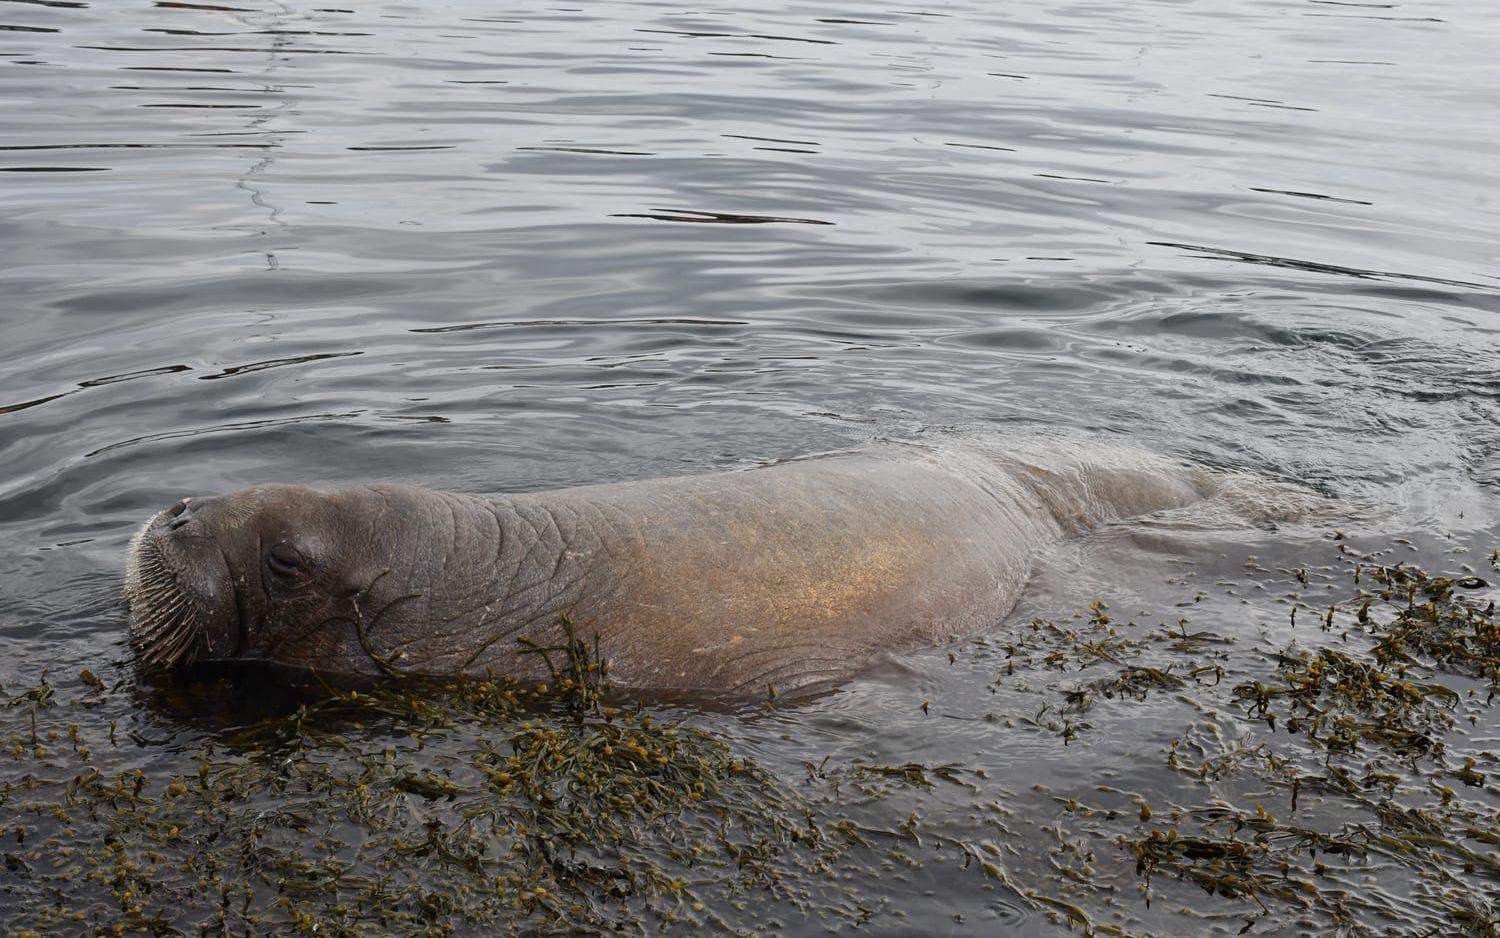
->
xmin=126 ymin=438 xmax=1214 ymax=697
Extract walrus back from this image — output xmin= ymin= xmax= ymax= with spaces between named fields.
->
xmin=938 ymin=435 xmax=1219 ymax=535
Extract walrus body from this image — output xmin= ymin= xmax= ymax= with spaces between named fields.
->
xmin=126 ymin=439 xmax=1214 ymax=696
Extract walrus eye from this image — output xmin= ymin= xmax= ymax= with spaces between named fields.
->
xmin=265 ymin=542 xmax=308 ymax=584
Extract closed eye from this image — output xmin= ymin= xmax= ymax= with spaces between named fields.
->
xmin=266 ymin=543 xmax=306 ymax=580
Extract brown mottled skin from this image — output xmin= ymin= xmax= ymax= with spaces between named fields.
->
xmin=125 ymin=439 xmax=1214 ymax=696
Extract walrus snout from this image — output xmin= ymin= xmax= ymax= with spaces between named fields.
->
xmin=125 ymin=501 xmax=240 ymax=671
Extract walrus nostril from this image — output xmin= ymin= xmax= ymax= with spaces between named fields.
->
xmin=166 ymin=497 xmax=196 ymax=530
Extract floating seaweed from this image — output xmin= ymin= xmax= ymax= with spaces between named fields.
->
xmin=975 ymin=538 xmax=1499 ymax=936
xmin=0 ymin=626 xmax=905 ymax=935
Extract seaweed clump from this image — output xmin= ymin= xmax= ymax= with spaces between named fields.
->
xmin=980 ymin=542 xmax=1500 ymax=936
xmin=1362 ymin=563 xmax=1499 ymax=683
xmin=0 ymin=620 xmax=875 ymax=936
xmin=1141 ymin=550 xmax=1500 ymax=934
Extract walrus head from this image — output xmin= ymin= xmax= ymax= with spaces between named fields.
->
xmin=124 ymin=484 xmax=497 ymax=678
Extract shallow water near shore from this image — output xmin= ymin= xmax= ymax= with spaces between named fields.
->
xmin=2 ymin=0 xmax=1498 ymax=934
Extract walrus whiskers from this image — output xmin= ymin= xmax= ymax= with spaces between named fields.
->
xmin=124 ymin=523 xmax=211 ymax=670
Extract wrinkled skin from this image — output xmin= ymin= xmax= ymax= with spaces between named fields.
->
xmin=125 ymin=439 xmax=1215 ymax=696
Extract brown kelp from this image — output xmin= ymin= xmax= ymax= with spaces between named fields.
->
xmin=1 ymin=623 xmax=913 ymax=935
xmin=983 ymin=539 xmax=1499 ymax=936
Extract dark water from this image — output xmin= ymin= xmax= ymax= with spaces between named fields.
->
xmin=3 ymin=0 xmax=1499 ymax=934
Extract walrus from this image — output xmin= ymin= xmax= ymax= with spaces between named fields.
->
xmin=125 ymin=438 xmax=1219 ymax=697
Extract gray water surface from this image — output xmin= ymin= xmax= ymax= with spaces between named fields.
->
xmin=2 ymin=0 xmax=1498 ymax=934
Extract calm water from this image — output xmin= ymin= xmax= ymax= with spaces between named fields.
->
xmin=3 ymin=0 xmax=1499 ymax=934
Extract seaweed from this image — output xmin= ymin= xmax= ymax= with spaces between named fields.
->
xmin=0 ymin=625 xmax=894 ymax=936
xmin=978 ymin=540 xmax=1500 ymax=936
